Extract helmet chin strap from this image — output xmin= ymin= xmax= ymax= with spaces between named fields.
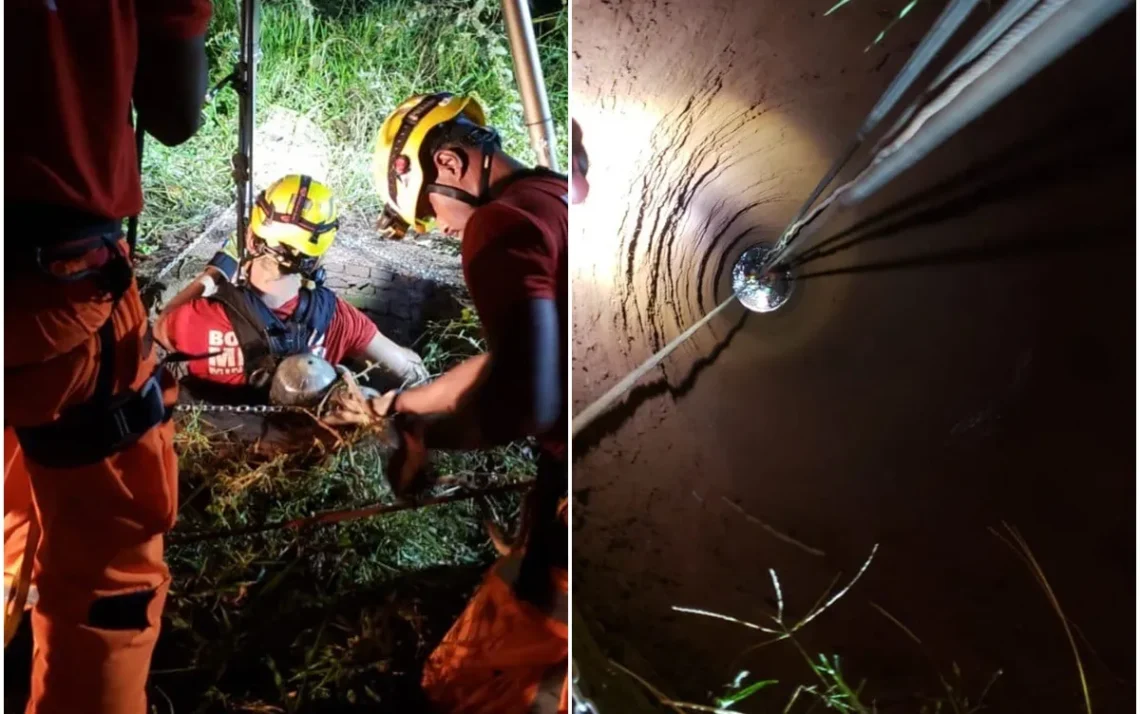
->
xmin=248 ymin=238 xmax=318 ymax=278
xmin=424 ymin=147 xmax=494 ymax=208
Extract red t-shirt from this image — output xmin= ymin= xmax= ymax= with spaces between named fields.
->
xmin=7 ymin=0 xmax=212 ymax=219
xmin=164 ymin=295 xmax=379 ymax=386
xmin=462 ymin=170 xmax=568 ymax=459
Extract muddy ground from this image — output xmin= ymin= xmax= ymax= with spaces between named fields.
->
xmin=571 ymin=1 xmax=1134 ymax=712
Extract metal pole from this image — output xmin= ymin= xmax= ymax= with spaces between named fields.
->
xmin=775 ymin=0 xmax=982 ymax=255
xmin=127 ymin=105 xmax=145 ymax=258
xmin=502 ymin=0 xmax=559 ymax=171
xmin=872 ymin=0 xmax=1039 ymax=158
xmin=844 ymin=0 xmax=1129 ymax=205
xmin=234 ymin=0 xmax=259 ymax=275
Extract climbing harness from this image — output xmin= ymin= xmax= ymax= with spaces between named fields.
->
xmin=11 ymin=224 xmax=172 ymax=469
xmin=570 ymin=0 xmax=1129 ymax=439
xmin=210 ymin=278 xmax=338 ymax=389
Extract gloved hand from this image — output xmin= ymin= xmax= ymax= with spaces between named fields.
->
xmin=399 ymin=351 xmax=431 ymax=387
xmin=364 ymin=333 xmax=430 ymax=387
xmin=319 ymin=367 xmax=395 ymax=428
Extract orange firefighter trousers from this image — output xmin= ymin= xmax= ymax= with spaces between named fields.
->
xmin=421 ymin=556 xmax=569 ymax=714
xmin=4 ymin=242 xmax=178 ymax=714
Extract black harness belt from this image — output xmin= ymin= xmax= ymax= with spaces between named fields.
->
xmin=7 ymin=204 xmax=172 ymax=469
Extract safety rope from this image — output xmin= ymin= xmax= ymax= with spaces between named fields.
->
xmin=571 ymin=296 xmax=736 ymax=438
xmin=154 ymin=204 xmax=236 ymax=282
xmin=167 ymin=479 xmax=533 ymax=546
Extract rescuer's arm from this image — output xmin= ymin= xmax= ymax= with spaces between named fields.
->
xmin=384 ymin=211 xmax=562 ymax=494
xmin=391 ymin=353 xmax=489 ymax=416
xmin=156 ymin=233 xmax=238 ymax=347
xmin=394 ymin=299 xmax=561 ymax=450
xmin=135 ymin=2 xmax=212 ymax=146
xmin=355 ymin=332 xmax=430 ymax=385
xmin=469 ymin=298 xmax=561 ymax=442
xmin=161 ymin=266 xmax=227 ymax=316
xmin=384 ymin=298 xmax=560 ymax=496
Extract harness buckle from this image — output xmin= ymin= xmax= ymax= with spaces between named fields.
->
xmin=14 ymin=372 xmax=170 ymax=470
xmin=107 ymin=375 xmax=165 ymax=450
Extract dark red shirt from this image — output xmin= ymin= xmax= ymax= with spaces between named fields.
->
xmin=462 ymin=170 xmax=568 ymax=459
xmin=164 ymin=296 xmax=378 ymax=386
xmin=6 ymin=0 xmax=212 ymax=219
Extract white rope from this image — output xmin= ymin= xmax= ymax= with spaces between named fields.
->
xmin=571 ymin=295 xmax=737 ymax=437
xmin=154 ymin=204 xmax=235 ymax=281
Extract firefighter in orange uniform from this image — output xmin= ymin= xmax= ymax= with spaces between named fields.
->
xmin=5 ymin=0 xmax=212 ymax=711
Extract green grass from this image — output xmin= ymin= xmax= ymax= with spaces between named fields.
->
xmin=139 ymin=0 xmax=568 ymax=252
xmin=158 ymin=314 xmax=537 ymax=712
xmin=602 ymin=533 xmax=1097 ymax=714
xmin=823 ymin=0 xmax=926 ymax=52
xmin=139 ymin=3 xmax=567 ymax=692
xmin=610 ymin=547 xmax=1007 ymax=714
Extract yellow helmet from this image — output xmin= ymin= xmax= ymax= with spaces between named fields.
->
xmin=372 ymin=93 xmax=490 ymax=235
xmin=250 ymin=174 xmax=338 ymax=272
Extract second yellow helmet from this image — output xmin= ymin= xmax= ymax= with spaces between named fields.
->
xmin=372 ymin=93 xmax=488 ymax=234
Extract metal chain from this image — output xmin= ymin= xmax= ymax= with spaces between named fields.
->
xmin=170 ymin=368 xmax=438 ymax=417
xmin=173 ymin=402 xmax=310 ymax=415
